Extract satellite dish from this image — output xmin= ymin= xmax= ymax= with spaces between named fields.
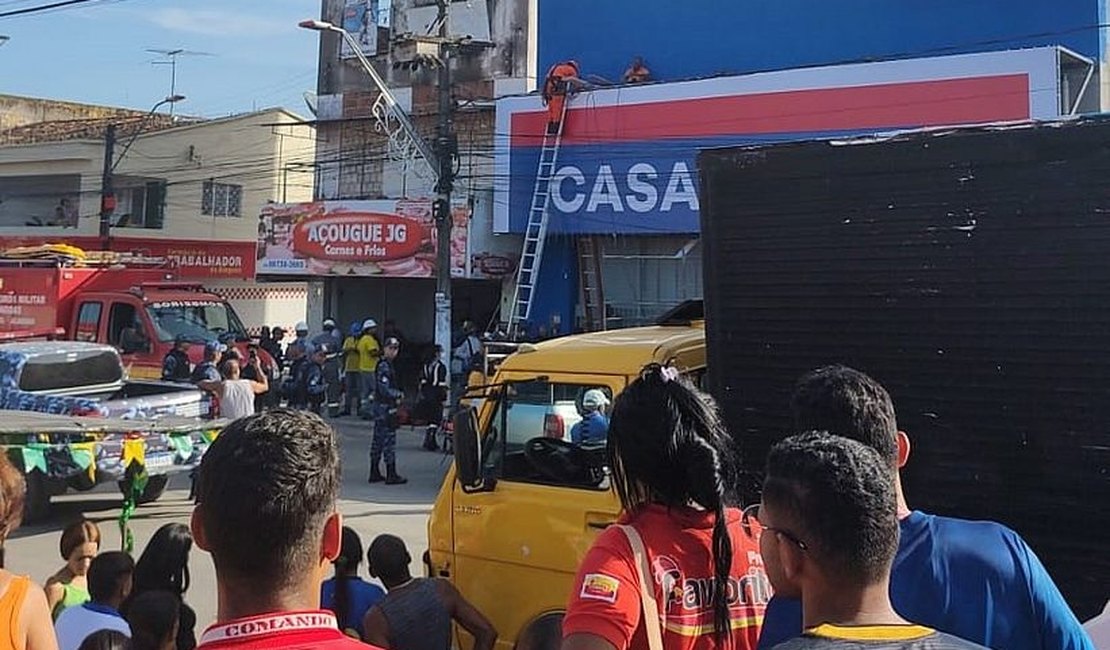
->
xmin=303 ymin=92 xmax=319 ymax=117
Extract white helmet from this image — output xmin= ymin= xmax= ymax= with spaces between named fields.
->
xmin=362 ymin=318 xmax=377 ymax=331
xmin=295 ymin=321 xmax=309 ymax=333
xmin=582 ymin=389 xmax=610 ymax=411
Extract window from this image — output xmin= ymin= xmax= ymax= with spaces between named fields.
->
xmin=19 ymin=348 xmax=122 ymax=391
xmin=114 ymin=181 xmax=166 ymax=229
xmin=202 ymin=181 xmax=242 ymax=217
xmin=75 ymin=302 xmax=102 ymax=343
xmin=482 ymin=380 xmax=613 ymax=490
xmin=107 ymin=302 xmax=150 ymax=354
xmin=146 ymin=300 xmax=247 ymax=343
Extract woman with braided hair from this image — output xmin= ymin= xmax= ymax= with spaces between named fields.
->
xmin=320 ymin=527 xmax=384 ymax=640
xmin=562 ymin=364 xmax=771 ymax=650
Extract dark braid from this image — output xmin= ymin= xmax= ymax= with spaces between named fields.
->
xmin=607 ymin=363 xmax=738 ymax=642
xmin=330 ymin=527 xmax=364 ymax=632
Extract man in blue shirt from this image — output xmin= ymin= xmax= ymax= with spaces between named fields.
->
xmin=570 ymin=389 xmax=609 ymax=445
xmin=757 ymin=365 xmax=1094 ymax=650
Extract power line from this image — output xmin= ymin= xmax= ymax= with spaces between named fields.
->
xmin=0 ymin=0 xmax=112 ymax=18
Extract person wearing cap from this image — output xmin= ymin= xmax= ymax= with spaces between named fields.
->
xmin=312 ymin=319 xmax=343 ymax=416
xmin=293 ymin=321 xmax=310 ymax=350
xmin=340 ymin=321 xmax=363 ymax=417
xmin=570 ymin=388 xmax=610 ymax=446
xmin=162 ymin=335 xmax=193 ymax=383
xmin=357 ymin=319 xmax=381 ymax=419
xmin=369 ymin=337 xmax=405 ymax=485
xmin=191 ymin=340 xmax=226 ymax=384
xmin=262 ymin=326 xmax=286 ymax=372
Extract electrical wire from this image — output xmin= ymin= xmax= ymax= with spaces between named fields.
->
xmin=0 ymin=0 xmax=134 ymax=19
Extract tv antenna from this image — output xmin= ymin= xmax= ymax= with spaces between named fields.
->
xmin=146 ymin=48 xmax=214 ymax=113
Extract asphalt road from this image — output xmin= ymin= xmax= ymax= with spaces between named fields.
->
xmin=4 ymin=418 xmax=451 ymax=632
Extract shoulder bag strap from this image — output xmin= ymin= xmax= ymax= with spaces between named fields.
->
xmin=615 ymin=524 xmax=664 ymax=650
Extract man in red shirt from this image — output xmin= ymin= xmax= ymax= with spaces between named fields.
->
xmin=190 ymin=408 xmax=381 ymax=649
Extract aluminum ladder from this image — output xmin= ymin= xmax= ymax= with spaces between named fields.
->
xmin=577 ymin=235 xmax=607 ymax=331
xmin=508 ymin=99 xmax=569 ymax=338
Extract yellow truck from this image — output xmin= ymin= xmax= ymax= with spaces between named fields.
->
xmin=426 ymin=304 xmax=705 ymax=650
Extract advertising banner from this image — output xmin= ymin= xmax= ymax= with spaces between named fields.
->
xmin=341 ymin=0 xmax=379 ymax=59
xmin=0 ymin=236 xmax=255 ymax=280
xmin=256 ymin=199 xmax=470 ymax=278
xmin=495 ymin=47 xmax=1063 ymax=236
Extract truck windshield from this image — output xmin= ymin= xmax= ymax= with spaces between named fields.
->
xmin=146 ymin=300 xmax=249 ymax=343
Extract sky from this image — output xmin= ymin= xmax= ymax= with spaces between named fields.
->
xmin=0 ymin=0 xmax=321 ymax=119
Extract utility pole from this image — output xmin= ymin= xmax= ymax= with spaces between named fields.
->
xmin=99 ymin=124 xmax=117 ymax=248
xmin=433 ymin=0 xmax=456 ymax=363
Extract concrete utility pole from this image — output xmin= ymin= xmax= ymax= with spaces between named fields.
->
xmin=98 ymin=95 xmax=185 ymax=249
xmin=433 ymin=0 xmax=456 ymax=365
xmin=98 ymin=124 xmax=117 ymax=245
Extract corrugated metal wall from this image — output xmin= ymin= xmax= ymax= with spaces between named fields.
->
xmin=700 ymin=119 xmax=1110 ymax=619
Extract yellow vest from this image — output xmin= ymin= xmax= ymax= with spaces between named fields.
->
xmin=343 ymin=336 xmax=361 ymax=372
xmin=357 ymin=334 xmax=381 ymax=372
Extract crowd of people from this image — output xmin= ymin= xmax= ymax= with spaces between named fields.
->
xmin=160 ymin=316 xmax=491 ymax=487
xmin=1 ymin=360 xmax=1100 ymax=650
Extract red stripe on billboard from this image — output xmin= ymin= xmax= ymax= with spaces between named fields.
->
xmin=510 ymin=74 xmax=1030 ymax=147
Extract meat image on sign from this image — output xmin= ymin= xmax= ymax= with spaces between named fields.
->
xmin=256 ymin=200 xmax=468 ymax=278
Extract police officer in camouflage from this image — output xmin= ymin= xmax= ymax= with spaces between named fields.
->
xmin=369 ymin=337 xmax=406 ymax=485
xmin=304 ymin=343 xmax=329 ymax=415
xmin=162 ymin=334 xmax=193 ymax=382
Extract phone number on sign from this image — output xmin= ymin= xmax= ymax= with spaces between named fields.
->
xmin=259 ymin=259 xmax=308 ymax=271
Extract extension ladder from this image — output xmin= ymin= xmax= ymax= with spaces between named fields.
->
xmin=508 ymin=99 xmax=569 ymax=338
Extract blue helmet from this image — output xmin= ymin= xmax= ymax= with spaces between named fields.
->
xmin=350 ymin=320 xmax=363 ymax=336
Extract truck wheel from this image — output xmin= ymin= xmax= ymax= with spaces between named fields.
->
xmin=23 ymin=471 xmax=52 ymax=524
xmin=514 ymin=613 xmax=564 ymax=650
xmin=118 ymin=474 xmax=170 ymax=505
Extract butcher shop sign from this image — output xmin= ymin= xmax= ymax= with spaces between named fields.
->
xmin=256 ymin=200 xmax=469 ymax=278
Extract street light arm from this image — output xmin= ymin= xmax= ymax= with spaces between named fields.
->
xmin=299 ymin=18 xmax=440 ymax=176
xmin=111 ymin=96 xmax=184 ymax=172
xmin=341 ymin=29 xmax=441 ymax=171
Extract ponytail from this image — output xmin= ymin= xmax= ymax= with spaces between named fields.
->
xmin=332 ymin=558 xmax=352 ymax=630
xmin=330 ymin=527 xmax=364 ymax=631
xmin=607 ymin=363 xmax=739 ymax=642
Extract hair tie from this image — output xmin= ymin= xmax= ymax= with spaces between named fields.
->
xmin=659 ymin=366 xmax=680 ymax=383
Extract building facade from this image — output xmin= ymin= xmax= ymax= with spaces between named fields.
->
xmin=493 ymin=0 xmax=1109 ymax=331
xmin=290 ymin=0 xmax=535 ymax=346
xmin=0 ymin=104 xmax=315 ymax=333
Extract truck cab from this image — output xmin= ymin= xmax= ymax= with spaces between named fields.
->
xmin=0 ymin=250 xmax=273 ymax=385
xmin=68 ymin=282 xmax=259 ymax=380
xmin=427 ymin=307 xmax=706 ymax=650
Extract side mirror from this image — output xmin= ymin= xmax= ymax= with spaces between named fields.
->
xmin=453 ymin=406 xmax=484 ymax=491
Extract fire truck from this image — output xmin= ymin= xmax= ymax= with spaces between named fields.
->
xmin=0 ymin=245 xmax=273 ymax=381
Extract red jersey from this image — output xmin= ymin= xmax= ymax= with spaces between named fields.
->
xmin=197 ymin=610 xmax=380 ymax=649
xmin=563 ymin=504 xmax=771 ymax=650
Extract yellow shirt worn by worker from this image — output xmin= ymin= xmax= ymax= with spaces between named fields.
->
xmin=357 ymin=334 xmax=381 ymax=373
xmin=343 ymin=336 xmax=361 ymax=372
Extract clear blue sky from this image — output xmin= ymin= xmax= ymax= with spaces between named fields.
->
xmin=0 ymin=0 xmax=320 ymax=118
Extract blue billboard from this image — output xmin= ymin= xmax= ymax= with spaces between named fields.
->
xmin=537 ymin=0 xmax=1101 ymax=85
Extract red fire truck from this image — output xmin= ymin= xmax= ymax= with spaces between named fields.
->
xmin=0 ymin=248 xmax=272 ymax=380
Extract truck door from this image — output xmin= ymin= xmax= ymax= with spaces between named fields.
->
xmin=107 ymin=300 xmax=157 ymax=379
xmin=450 ymin=374 xmax=623 ymax=650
